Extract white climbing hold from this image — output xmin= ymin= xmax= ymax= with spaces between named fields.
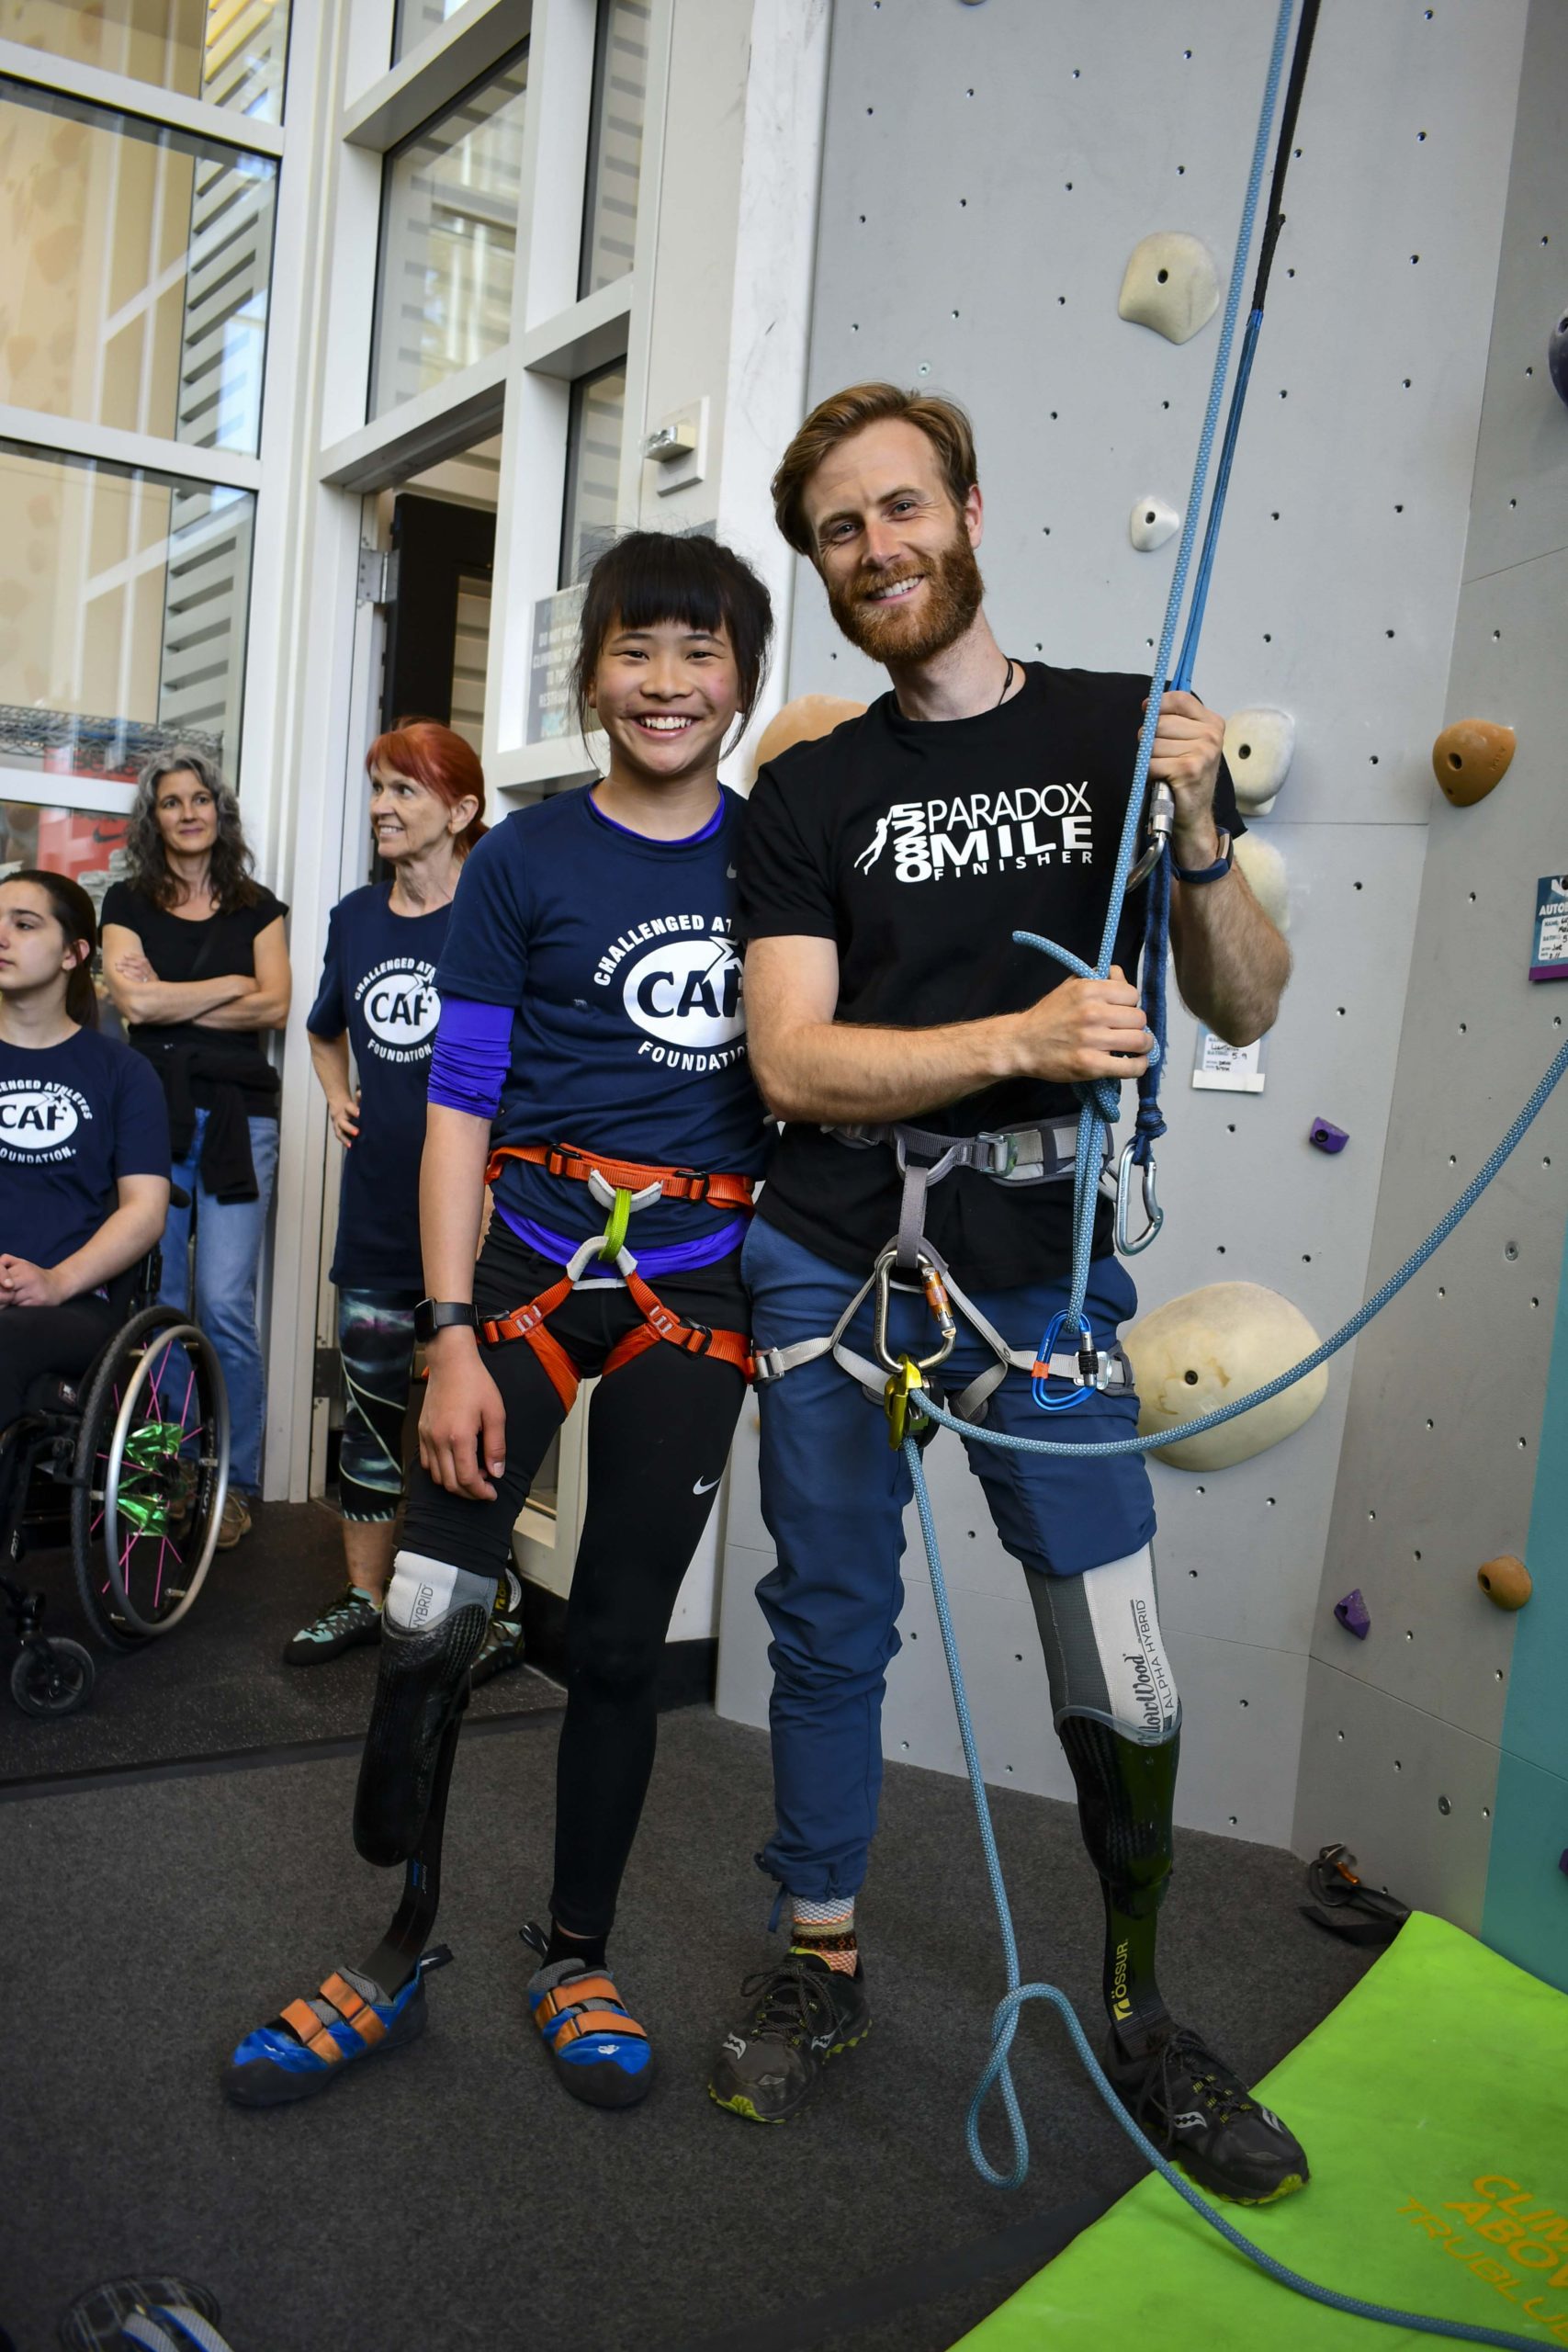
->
xmin=1233 ymin=832 xmax=1289 ymax=931
xmin=1123 ymin=1282 xmax=1328 ymax=1470
xmin=1130 ymin=495 xmax=1181 ymax=552
xmin=1224 ymin=706 xmax=1295 ymax=815
xmin=1117 ymin=232 xmax=1221 ymax=345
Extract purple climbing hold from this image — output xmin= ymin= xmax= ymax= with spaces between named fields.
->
xmin=1310 ymin=1118 xmax=1349 ymax=1155
xmin=1550 ymin=309 xmax=1568 ymax=409
xmin=1334 ymin=1589 xmax=1371 ymax=1640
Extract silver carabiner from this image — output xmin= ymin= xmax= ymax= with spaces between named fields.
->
xmin=1127 ymin=779 xmax=1177 ymax=891
xmin=871 ymin=1248 xmax=958 ymax=1375
xmin=1115 ymin=1138 xmax=1164 ymax=1255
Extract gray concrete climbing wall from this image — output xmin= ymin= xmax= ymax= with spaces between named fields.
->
xmin=1292 ymin=0 xmax=1568 ymax=1967
xmin=716 ymin=0 xmax=1534 ymax=1854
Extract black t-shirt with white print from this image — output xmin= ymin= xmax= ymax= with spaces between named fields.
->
xmin=735 ymin=662 xmax=1243 ymax=1290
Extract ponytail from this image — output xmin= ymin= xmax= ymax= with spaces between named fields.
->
xmin=8 ymin=869 xmax=100 ymax=1029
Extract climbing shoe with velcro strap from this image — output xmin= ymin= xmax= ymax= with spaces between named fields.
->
xmin=222 ymin=1948 xmax=450 ymax=2107
xmin=1103 ymin=2020 xmax=1309 ymax=2205
xmin=709 ymin=1948 xmax=871 ymax=2124
xmin=469 ymin=1567 xmax=526 ymax=1690
xmin=282 ymin=1584 xmax=382 ymax=1667
xmin=520 ymin=1922 xmax=652 ymax=2109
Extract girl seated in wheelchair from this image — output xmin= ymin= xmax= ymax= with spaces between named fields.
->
xmin=0 ymin=871 xmax=170 ymax=1512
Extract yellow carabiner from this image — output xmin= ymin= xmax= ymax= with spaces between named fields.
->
xmin=598 ymin=1184 xmax=633 ymax=1261
xmin=884 ymin=1355 xmax=928 ymax=1450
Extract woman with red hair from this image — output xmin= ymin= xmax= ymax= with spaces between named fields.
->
xmin=288 ymin=721 xmax=516 ymax=1678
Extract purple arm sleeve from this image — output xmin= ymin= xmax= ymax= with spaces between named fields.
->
xmin=427 ymin=994 xmax=513 ymax=1118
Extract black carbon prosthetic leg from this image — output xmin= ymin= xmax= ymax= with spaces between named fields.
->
xmin=353 ymin=1594 xmax=491 ymax=1869
xmin=359 ymin=1700 xmax=466 ymax=1999
xmin=1057 ymin=1712 xmax=1180 ymax=2053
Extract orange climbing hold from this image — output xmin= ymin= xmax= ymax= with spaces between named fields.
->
xmin=1431 ymin=719 xmax=1515 ymax=806
xmin=1476 ymin=1553 xmax=1531 ymax=1610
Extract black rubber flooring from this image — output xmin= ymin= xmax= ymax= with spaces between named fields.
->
xmin=0 ymin=1706 xmax=1375 ymax=2352
xmin=0 ymin=1502 xmax=561 ymax=1788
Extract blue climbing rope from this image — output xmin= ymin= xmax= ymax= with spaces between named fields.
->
xmin=906 ymin=1444 xmax=1552 ymax=2352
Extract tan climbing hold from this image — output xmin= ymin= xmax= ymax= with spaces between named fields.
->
xmin=1117 ymin=233 xmax=1221 ymax=345
xmin=752 ymin=695 xmax=866 ymax=779
xmin=1123 ymin=1282 xmax=1327 ymax=1469
xmin=1476 ymin=1554 xmax=1531 ymax=1611
xmin=1432 ymin=720 xmax=1515 ymax=807
xmin=1233 ymin=832 xmax=1289 ymax=932
xmin=1224 ymin=707 xmax=1295 ymax=815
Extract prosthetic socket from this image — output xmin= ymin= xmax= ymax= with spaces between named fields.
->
xmin=353 ymin=1553 xmax=496 ymax=1868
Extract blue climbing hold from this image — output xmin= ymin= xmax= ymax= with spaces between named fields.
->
xmin=1334 ymin=1590 xmax=1371 ymax=1640
xmin=1310 ymin=1117 xmax=1349 ymax=1154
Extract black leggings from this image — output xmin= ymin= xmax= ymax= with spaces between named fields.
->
xmin=0 ymin=1297 xmax=118 ymax=1526
xmin=402 ymin=1221 xmax=749 ymax=1938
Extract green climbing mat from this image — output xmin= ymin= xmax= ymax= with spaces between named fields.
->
xmin=954 ymin=1913 xmax=1568 ymax=2349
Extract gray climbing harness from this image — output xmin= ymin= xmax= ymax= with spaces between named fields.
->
xmin=752 ymin=1117 xmax=1132 ymax=1421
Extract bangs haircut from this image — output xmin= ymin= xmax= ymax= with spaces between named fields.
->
xmin=572 ymin=531 xmax=773 ymax=745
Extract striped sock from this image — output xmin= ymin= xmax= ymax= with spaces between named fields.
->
xmin=789 ymin=1894 xmax=858 ymax=1976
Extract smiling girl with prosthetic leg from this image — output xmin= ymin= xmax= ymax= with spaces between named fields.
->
xmin=225 ymin=534 xmax=773 ymax=2111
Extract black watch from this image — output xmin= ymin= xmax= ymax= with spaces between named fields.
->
xmin=414 ymin=1298 xmax=479 ymax=1344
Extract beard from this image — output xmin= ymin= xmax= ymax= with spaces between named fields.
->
xmin=826 ymin=519 xmax=986 ymax=665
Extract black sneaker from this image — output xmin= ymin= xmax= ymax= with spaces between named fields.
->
xmin=469 ymin=1566 xmax=525 ymax=1690
xmin=709 ymin=1950 xmax=871 ymax=2124
xmin=1105 ymin=2022 xmax=1309 ymax=2205
xmin=282 ymin=1584 xmax=382 ymax=1667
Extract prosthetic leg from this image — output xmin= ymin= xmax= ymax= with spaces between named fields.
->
xmin=1027 ymin=1544 xmax=1180 ymax=2052
xmin=354 ymin=1551 xmax=497 ymax=1992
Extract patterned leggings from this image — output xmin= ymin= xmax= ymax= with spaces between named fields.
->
xmin=337 ymin=1286 xmax=421 ymax=1522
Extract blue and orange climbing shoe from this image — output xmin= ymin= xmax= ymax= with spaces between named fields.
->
xmin=222 ymin=1948 xmax=450 ymax=2108
xmin=708 ymin=1949 xmax=872 ymax=2123
xmin=1103 ymin=2021 xmax=1309 ymax=2204
xmin=520 ymin=1922 xmax=652 ymax=2109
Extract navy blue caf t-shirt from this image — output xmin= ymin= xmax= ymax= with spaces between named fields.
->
xmin=308 ymin=884 xmax=451 ymax=1291
xmin=0 ymin=1025 xmax=170 ymax=1272
xmin=434 ymin=786 xmax=771 ymax=1252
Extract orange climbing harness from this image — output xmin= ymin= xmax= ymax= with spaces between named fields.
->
xmin=479 ymin=1143 xmax=755 ymax=1410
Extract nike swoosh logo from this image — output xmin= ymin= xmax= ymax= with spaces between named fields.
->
xmin=726 ymin=865 xmax=738 ymax=879
xmin=693 ymin=1475 xmax=723 ymax=1495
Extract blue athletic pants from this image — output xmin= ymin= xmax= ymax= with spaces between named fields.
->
xmin=744 ymin=1216 xmax=1156 ymax=1903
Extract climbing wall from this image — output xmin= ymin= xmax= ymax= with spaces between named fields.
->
xmin=1293 ymin=0 xmax=1568 ymax=1987
xmin=716 ymin=0 xmax=1540 ymax=1856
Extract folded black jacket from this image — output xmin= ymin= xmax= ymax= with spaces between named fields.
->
xmin=143 ymin=1042 xmax=282 ymax=1204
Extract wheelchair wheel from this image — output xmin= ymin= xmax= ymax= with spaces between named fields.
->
xmin=71 ymin=1307 xmax=230 ymax=1645
xmin=10 ymin=1635 xmax=95 ymax=1717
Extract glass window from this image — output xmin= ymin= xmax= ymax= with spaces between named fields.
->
xmin=0 ymin=801 xmax=132 ymax=924
xmin=579 ymin=0 xmax=649 ymax=298
xmin=0 ymin=80 xmax=276 ymax=457
xmin=558 ymin=360 xmax=625 ymax=588
xmin=0 ymin=442 xmax=254 ymax=787
xmin=0 ymin=0 xmax=290 ymax=125
xmin=391 ymin=0 xmax=467 ymax=66
xmin=370 ymin=49 xmax=528 ymax=421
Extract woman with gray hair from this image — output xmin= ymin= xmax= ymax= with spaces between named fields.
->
xmin=101 ymin=747 xmax=291 ymax=1546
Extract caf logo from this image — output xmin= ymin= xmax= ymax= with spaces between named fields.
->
xmin=362 ymin=965 xmax=441 ymax=1047
xmin=0 ymin=1083 xmax=81 ymax=1149
xmin=622 ymin=938 xmax=743 ymax=1048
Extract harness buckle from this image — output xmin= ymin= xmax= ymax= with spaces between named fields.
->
xmin=871 ymin=1249 xmax=958 ymax=1376
xmin=1114 ymin=1138 xmax=1164 ymax=1256
xmin=751 ymin=1347 xmax=786 ymax=1386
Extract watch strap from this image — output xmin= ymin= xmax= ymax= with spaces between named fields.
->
xmin=1171 ymin=829 xmax=1234 ymax=885
xmin=414 ymin=1298 xmax=478 ymax=1343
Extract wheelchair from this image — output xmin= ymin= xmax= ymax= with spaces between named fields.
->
xmin=1 ymin=1192 xmax=231 ymax=1718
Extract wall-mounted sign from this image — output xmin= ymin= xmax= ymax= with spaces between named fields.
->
xmin=1191 ymin=1027 xmax=1268 ymax=1093
xmin=526 ymin=583 xmax=588 ymax=744
xmin=1530 ymin=875 xmax=1568 ymax=983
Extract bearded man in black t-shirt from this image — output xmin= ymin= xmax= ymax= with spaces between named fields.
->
xmin=709 ymin=382 xmax=1304 ymax=2208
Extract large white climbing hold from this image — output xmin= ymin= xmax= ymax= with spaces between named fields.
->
xmin=1124 ymin=1282 xmax=1328 ymax=1470
xmin=1224 ymin=707 xmax=1295 ymax=815
xmin=1118 ymin=232 xmax=1221 ymax=345
xmin=1233 ymin=832 xmax=1289 ymax=931
xmin=1130 ymin=495 xmax=1181 ymax=552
